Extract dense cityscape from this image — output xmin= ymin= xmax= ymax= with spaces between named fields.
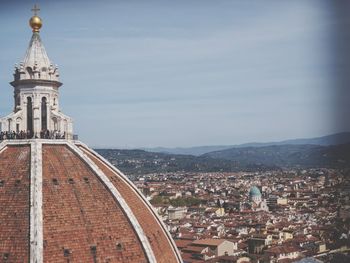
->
xmin=100 ymin=148 xmax=350 ymax=263
xmin=136 ymin=169 xmax=350 ymax=263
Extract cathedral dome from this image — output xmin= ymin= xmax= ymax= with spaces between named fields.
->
xmin=0 ymin=140 xmax=181 ymax=262
xmin=249 ymin=186 xmax=262 ymax=197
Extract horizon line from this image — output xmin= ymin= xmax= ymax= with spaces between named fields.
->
xmin=90 ymin=130 xmax=350 ymax=150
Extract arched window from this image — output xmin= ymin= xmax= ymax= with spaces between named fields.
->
xmin=52 ymin=117 xmax=58 ymax=131
xmin=16 ymin=117 xmax=21 ymax=133
xmin=27 ymin=97 xmax=33 ymax=136
xmin=16 ymin=95 xmax=20 ymax=107
xmin=7 ymin=119 xmax=12 ymax=132
xmin=26 ymin=67 xmax=33 ymax=79
xmin=41 ymin=97 xmax=47 ymax=131
xmin=64 ymin=120 xmax=68 ymax=139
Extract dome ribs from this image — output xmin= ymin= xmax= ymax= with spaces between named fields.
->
xmin=0 ymin=145 xmax=31 ymax=262
xmin=78 ymin=145 xmax=181 ymax=263
xmin=42 ymin=144 xmax=148 ymax=262
xmin=0 ymin=140 xmax=181 ymax=262
xmin=67 ymin=142 xmax=157 ymax=262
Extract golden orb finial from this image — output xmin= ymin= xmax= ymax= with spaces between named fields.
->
xmin=29 ymin=4 xmax=42 ymax=32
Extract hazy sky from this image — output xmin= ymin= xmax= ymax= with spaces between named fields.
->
xmin=0 ymin=0 xmax=349 ymax=148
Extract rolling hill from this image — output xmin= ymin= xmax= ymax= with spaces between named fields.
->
xmin=141 ymin=132 xmax=350 ymax=156
xmin=202 ymin=143 xmax=350 ymax=168
xmin=97 ymin=143 xmax=350 ymax=175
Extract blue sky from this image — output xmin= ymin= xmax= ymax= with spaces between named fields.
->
xmin=0 ymin=0 xmax=349 ymax=148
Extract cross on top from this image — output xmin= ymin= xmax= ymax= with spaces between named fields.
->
xmin=31 ymin=4 xmax=40 ymax=16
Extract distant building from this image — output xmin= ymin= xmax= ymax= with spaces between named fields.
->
xmin=249 ymin=186 xmax=269 ymax=211
xmin=279 ymin=230 xmax=293 ymax=242
xmin=265 ymin=245 xmax=302 ymax=262
xmin=184 ymin=239 xmax=237 ymax=259
xmin=267 ymin=195 xmax=278 ymax=210
xmin=205 ymin=207 xmax=226 ymax=217
xmin=277 ymin=198 xmax=288 ymax=205
xmin=248 ymin=234 xmax=272 ymax=254
xmin=249 ymin=186 xmax=262 ymax=204
xmin=168 ymin=206 xmax=187 ymax=220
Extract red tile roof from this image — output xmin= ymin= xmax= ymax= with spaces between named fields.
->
xmin=0 ymin=142 xmax=182 ymax=263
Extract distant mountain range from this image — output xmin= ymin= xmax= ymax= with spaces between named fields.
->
xmin=202 ymin=143 xmax=350 ymax=168
xmin=96 ymin=148 xmax=258 ymax=175
xmin=96 ymin=132 xmax=350 ymax=175
xmin=141 ymin=132 xmax=350 ymax=156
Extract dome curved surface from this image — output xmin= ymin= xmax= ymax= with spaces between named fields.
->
xmin=0 ymin=140 xmax=182 ymax=263
xmin=0 ymin=145 xmax=31 ymax=262
xmin=249 ymin=186 xmax=261 ymax=197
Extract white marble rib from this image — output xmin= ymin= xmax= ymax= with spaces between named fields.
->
xmin=76 ymin=141 xmax=183 ymax=263
xmin=30 ymin=141 xmax=43 ymax=263
xmin=67 ymin=142 xmax=157 ymax=263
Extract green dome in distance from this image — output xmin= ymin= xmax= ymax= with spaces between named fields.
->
xmin=249 ymin=186 xmax=262 ymax=197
